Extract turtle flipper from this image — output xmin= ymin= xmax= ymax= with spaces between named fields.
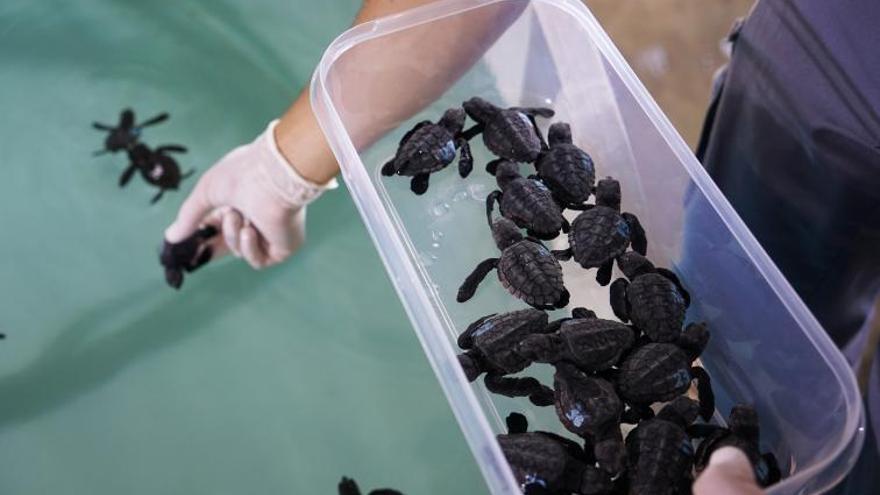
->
xmin=610 ymin=278 xmax=630 ymax=322
xmin=338 ymin=477 xmax=361 ymax=495
xmin=484 ymin=373 xmax=554 ymax=406
xmin=690 ymin=366 xmax=716 ymax=421
xmin=457 ymin=258 xmax=498 ymax=302
xmin=410 ymin=173 xmax=430 ymax=195
xmin=457 ymin=137 xmax=473 ymax=178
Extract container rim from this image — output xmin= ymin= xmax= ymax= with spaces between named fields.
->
xmin=309 ymin=0 xmax=865 ymax=493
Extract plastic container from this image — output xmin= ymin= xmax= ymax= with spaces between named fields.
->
xmin=310 ymin=1 xmax=865 ymax=493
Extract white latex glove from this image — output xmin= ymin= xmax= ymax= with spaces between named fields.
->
xmin=165 ymin=120 xmax=337 ymax=269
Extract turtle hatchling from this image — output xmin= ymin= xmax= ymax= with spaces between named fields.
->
xmin=534 ymin=122 xmax=596 ymax=209
xmin=457 ymin=216 xmax=569 ymax=310
xmin=123 ymin=143 xmax=193 ymax=203
xmin=92 ymin=108 xmax=169 ymax=155
xmin=159 ymin=225 xmax=217 ymax=289
xmin=381 ymin=107 xmax=472 ymax=195
xmin=498 ymin=413 xmax=612 ymax=495
xmin=457 ymin=309 xmax=556 ymax=406
xmin=615 ymin=321 xmax=715 ymax=421
xmin=610 ymin=251 xmax=691 ymax=343
xmin=486 ymin=160 xmax=568 ymax=240
xmin=338 ymin=477 xmax=402 ymax=495
xmin=553 ymin=177 xmax=647 ymax=286
xmin=461 ymin=96 xmax=554 ymax=170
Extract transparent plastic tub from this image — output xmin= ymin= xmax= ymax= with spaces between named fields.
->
xmin=310 ymin=1 xmax=865 ymax=493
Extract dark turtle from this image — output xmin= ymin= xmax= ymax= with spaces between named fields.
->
xmin=553 ymin=178 xmax=647 ymax=286
xmin=626 ymin=397 xmax=700 ymax=495
xmin=486 ymin=161 xmax=568 ymax=240
xmin=457 ymin=216 xmax=569 ymax=310
xmin=457 ymin=309 xmax=557 ymax=406
xmin=461 ymin=97 xmax=554 ymax=171
xmin=609 ymin=251 xmax=691 ymax=343
xmin=550 ymin=362 xmax=626 ymax=476
xmin=534 ymin=122 xmax=596 ymax=209
xmin=498 ymin=413 xmax=612 ymax=495
xmin=338 ymin=477 xmax=402 ymax=495
xmin=381 ymin=107 xmax=472 ymax=194
xmin=615 ymin=322 xmax=715 ymax=421
xmin=692 ymin=405 xmax=782 ymax=487
xmin=124 ymin=143 xmax=193 ymax=203
xmin=159 ymin=225 xmax=217 ymax=289
xmin=92 ymin=108 xmax=169 ymax=155
xmin=516 ymin=308 xmax=635 ymax=373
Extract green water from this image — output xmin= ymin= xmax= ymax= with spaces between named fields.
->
xmin=0 ymin=1 xmax=486 ymax=493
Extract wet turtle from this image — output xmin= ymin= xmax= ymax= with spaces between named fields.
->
xmin=692 ymin=405 xmax=782 ymax=487
xmin=457 ymin=309 xmax=557 ymax=406
xmin=550 ymin=362 xmax=626 ymax=476
xmin=498 ymin=413 xmax=612 ymax=495
xmin=159 ymin=225 xmax=217 ymax=289
xmin=553 ymin=178 xmax=647 ymax=286
xmin=609 ymin=251 xmax=691 ymax=343
xmin=516 ymin=308 xmax=635 ymax=373
xmin=625 ymin=397 xmax=701 ymax=495
xmin=338 ymin=477 xmax=402 ymax=495
xmin=534 ymin=122 xmax=596 ymax=210
xmin=92 ymin=108 xmax=169 ymax=155
xmin=486 ymin=161 xmax=568 ymax=240
xmin=461 ymin=97 xmax=554 ymax=171
xmin=457 ymin=216 xmax=569 ymax=310
xmin=381 ymin=107 xmax=472 ymax=195
xmin=614 ymin=322 xmax=715 ymax=422
xmin=124 ymin=143 xmax=193 ymax=203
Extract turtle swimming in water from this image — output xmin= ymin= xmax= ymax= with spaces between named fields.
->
xmin=534 ymin=122 xmax=596 ymax=210
xmin=486 ymin=160 xmax=568 ymax=240
xmin=92 ymin=108 xmax=169 ymax=155
xmin=123 ymin=143 xmax=193 ymax=204
xmin=553 ymin=177 xmax=647 ymax=286
xmin=461 ymin=96 xmax=554 ymax=172
xmin=381 ymin=107 xmax=472 ymax=195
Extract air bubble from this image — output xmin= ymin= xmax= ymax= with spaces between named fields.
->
xmin=431 ymin=230 xmax=444 ymax=242
xmin=452 ymin=190 xmax=469 ymax=202
xmin=468 ymin=183 xmax=488 ymax=201
xmin=431 ymin=202 xmax=450 ymax=217
xmin=431 ymin=242 xmax=440 ymax=249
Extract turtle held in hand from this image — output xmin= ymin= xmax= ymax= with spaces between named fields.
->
xmin=486 ymin=160 xmax=568 ymax=240
xmin=159 ymin=225 xmax=217 ymax=289
xmin=381 ymin=107 xmax=473 ymax=195
xmin=457 ymin=309 xmax=557 ymax=406
xmin=457 ymin=216 xmax=569 ymax=310
xmin=553 ymin=178 xmax=647 ymax=286
xmin=498 ymin=413 xmax=612 ymax=495
xmin=609 ymin=251 xmax=691 ymax=343
xmin=461 ymin=96 xmax=554 ymax=171
xmin=534 ymin=122 xmax=596 ymax=210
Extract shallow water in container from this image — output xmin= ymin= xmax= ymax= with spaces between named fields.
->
xmin=0 ymin=1 xmax=487 ymax=493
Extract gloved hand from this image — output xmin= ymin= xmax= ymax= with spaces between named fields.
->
xmin=165 ymin=120 xmax=337 ymax=269
xmin=693 ymin=447 xmax=764 ymax=495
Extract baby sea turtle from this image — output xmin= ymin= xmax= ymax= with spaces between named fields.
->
xmin=457 ymin=216 xmax=569 ymax=310
xmin=551 ymin=362 xmax=626 ymax=476
xmin=534 ymin=122 xmax=596 ymax=209
xmin=615 ymin=322 xmax=715 ymax=421
xmin=553 ymin=178 xmax=647 ymax=286
xmin=516 ymin=308 xmax=635 ymax=373
xmin=625 ymin=397 xmax=700 ymax=495
xmin=124 ymin=143 xmax=193 ymax=203
xmin=381 ymin=107 xmax=472 ymax=195
xmin=692 ymin=405 xmax=782 ymax=487
xmin=610 ymin=251 xmax=691 ymax=343
xmin=457 ymin=309 xmax=556 ymax=406
xmin=338 ymin=477 xmax=402 ymax=495
xmin=159 ymin=225 xmax=217 ymax=289
xmin=92 ymin=108 xmax=169 ymax=155
xmin=498 ymin=413 xmax=612 ymax=495
xmin=486 ymin=161 xmax=568 ymax=240
xmin=461 ymin=97 xmax=554 ymax=170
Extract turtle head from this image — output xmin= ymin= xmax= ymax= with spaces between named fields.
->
xmin=438 ymin=107 xmax=466 ymax=134
xmin=617 ymin=251 xmax=655 ymax=280
xmin=728 ymin=404 xmax=760 ymax=444
xmin=492 ymin=217 xmax=523 ymax=250
xmin=678 ymin=322 xmax=710 ymax=359
xmin=595 ymin=177 xmax=622 ymax=210
xmin=548 ymin=122 xmax=573 ymax=146
xmin=462 ymin=96 xmax=499 ymax=124
xmin=495 ymin=160 xmax=521 ymax=189
xmin=657 ymin=396 xmax=700 ymax=427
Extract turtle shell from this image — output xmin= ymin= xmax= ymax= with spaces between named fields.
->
xmin=626 ymin=417 xmax=695 ymax=495
xmin=498 ymin=240 xmax=565 ymax=307
xmin=536 ymin=143 xmax=596 ymax=204
xmin=500 ymin=178 xmax=563 ymax=238
xmin=569 ymin=207 xmax=631 ymax=268
xmin=498 ymin=433 xmax=572 ymax=492
xmin=483 ymin=109 xmax=542 ymax=162
xmin=627 ymin=273 xmax=687 ymax=343
xmin=553 ymin=365 xmax=622 ymax=438
xmin=557 ymin=318 xmax=635 ymax=371
xmin=617 ymin=343 xmax=692 ymax=405
xmin=395 ymin=123 xmax=456 ymax=176
xmin=470 ymin=309 xmax=548 ymax=374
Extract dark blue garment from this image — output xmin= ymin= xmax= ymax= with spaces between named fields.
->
xmin=697 ymin=0 xmax=880 ymax=491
